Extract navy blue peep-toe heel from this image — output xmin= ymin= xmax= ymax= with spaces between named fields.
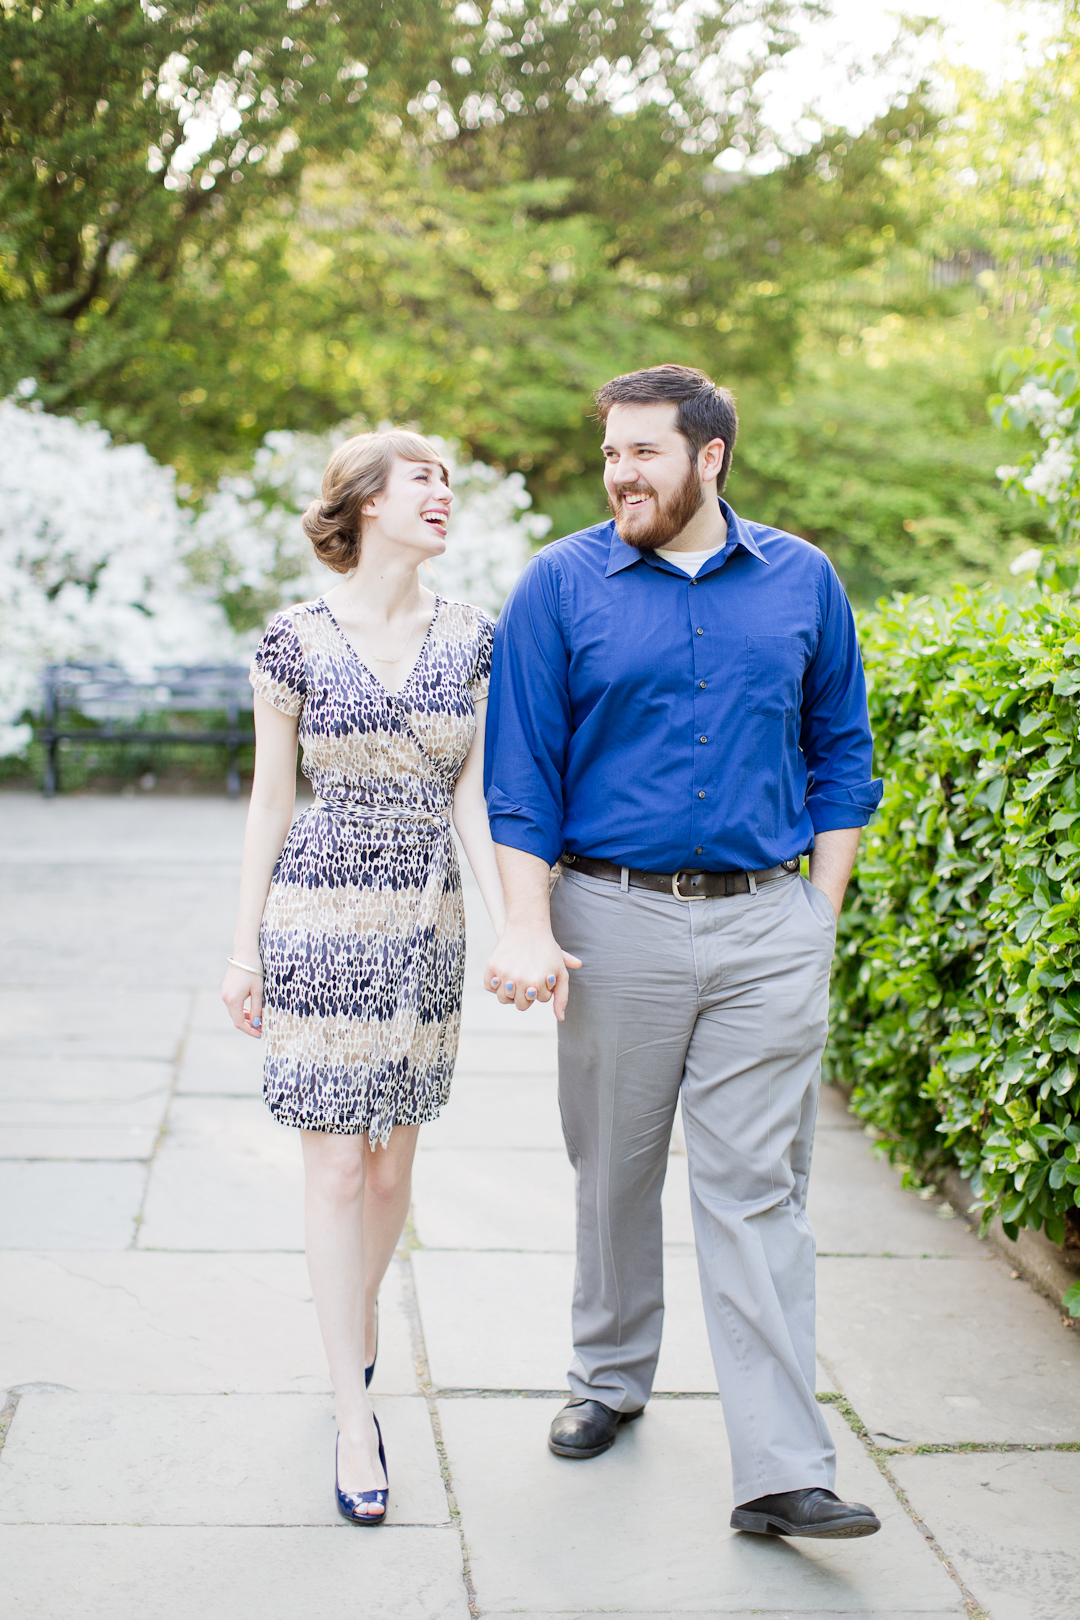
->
xmin=335 ymin=1417 xmax=388 ymax=1526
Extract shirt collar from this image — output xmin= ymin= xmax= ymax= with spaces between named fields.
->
xmin=604 ymin=499 xmax=769 ymax=578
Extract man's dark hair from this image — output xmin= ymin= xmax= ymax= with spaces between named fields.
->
xmin=595 ymin=364 xmax=738 ymax=492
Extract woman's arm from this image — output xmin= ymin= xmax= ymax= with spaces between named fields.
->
xmin=452 ymin=698 xmax=507 ymax=937
xmin=221 ymin=694 xmax=300 ymax=1037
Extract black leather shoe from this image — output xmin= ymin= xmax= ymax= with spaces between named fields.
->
xmin=548 ymin=1398 xmax=644 ymax=1459
xmin=731 ymin=1487 xmax=881 ymax=1539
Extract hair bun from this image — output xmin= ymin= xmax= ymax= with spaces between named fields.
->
xmin=301 ymin=496 xmax=357 ymax=573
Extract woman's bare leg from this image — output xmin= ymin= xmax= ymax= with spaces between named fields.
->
xmin=300 ymin=1129 xmax=385 ymax=1511
xmin=363 ymin=1124 xmax=420 ymax=1367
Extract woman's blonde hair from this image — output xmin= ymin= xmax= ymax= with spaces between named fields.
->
xmin=301 ymin=429 xmax=450 ymax=574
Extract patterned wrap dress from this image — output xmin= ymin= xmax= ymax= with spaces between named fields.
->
xmin=249 ymin=596 xmax=494 ymax=1143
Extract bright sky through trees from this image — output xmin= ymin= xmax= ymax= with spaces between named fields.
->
xmin=753 ymin=0 xmax=1062 ymax=151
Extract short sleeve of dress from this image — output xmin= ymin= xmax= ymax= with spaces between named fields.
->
xmin=250 ymin=611 xmax=307 ymax=718
xmin=469 ymin=612 xmax=495 ymax=704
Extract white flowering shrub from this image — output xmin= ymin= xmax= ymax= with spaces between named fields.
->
xmin=0 ymin=398 xmax=544 ymax=757
xmin=0 ymin=398 xmax=235 ymax=757
xmin=993 ymin=332 xmax=1080 ymax=556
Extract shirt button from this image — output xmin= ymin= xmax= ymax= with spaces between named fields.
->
xmin=696 ymin=628 xmax=703 ymax=635
xmin=700 ymin=735 xmax=708 ymax=743
xmin=690 ymin=579 xmax=697 ymax=586
xmin=698 ymin=790 xmax=705 ymax=799
xmin=696 ymin=846 xmax=703 ymax=854
xmin=699 ymin=680 xmax=706 ymax=689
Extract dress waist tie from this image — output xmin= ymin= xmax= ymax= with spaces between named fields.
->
xmin=312 ymin=798 xmax=451 ymax=827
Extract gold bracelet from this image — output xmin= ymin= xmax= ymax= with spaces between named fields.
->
xmin=227 ymin=955 xmax=263 ymax=975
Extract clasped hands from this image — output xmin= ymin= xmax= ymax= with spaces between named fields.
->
xmin=484 ymin=925 xmax=582 ymax=1022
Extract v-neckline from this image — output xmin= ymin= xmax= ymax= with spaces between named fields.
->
xmin=318 ymin=595 xmax=441 ymax=702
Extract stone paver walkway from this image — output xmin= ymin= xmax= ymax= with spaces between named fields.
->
xmin=1 ymin=792 xmax=1078 ymax=1620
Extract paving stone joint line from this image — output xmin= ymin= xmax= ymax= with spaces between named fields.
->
xmin=418 ymin=1385 xmax=1080 ymax=1444
xmin=130 ymin=989 xmax=196 ymax=1254
xmin=815 ymin=1393 xmax=987 ymax=1620
xmin=432 ymin=1388 xmax=730 ymax=1401
xmin=398 ymin=1248 xmax=481 ymax=1619
xmin=7 ymin=1517 xmax=451 ymax=1530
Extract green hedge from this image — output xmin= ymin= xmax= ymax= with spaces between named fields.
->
xmin=827 ymin=559 xmax=1080 ymax=1252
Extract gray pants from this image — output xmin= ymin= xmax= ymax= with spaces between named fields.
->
xmin=549 ymin=866 xmax=838 ymax=1504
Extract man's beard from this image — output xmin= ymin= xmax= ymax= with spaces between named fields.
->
xmin=608 ymin=459 xmax=705 ymax=550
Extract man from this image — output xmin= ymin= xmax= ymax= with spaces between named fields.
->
xmin=482 ymin=364 xmax=884 ymax=1540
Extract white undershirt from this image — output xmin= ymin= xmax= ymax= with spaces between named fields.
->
xmin=653 ymin=544 xmax=725 ymax=577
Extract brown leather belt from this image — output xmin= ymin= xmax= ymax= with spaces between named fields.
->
xmin=561 ymin=852 xmax=801 ymax=900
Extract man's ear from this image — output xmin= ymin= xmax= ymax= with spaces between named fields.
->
xmin=698 ymin=437 xmax=726 ymax=482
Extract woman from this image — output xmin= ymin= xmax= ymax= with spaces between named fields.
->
xmin=221 ymin=429 xmax=505 ymax=1525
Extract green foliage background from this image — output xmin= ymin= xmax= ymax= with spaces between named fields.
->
xmin=828 ymin=558 xmax=1080 ymax=1245
xmin=6 ymin=0 xmax=1074 ymax=600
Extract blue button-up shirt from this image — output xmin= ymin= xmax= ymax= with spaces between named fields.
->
xmin=484 ymin=500 xmax=882 ymax=874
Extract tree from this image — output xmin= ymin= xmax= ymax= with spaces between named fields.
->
xmin=730 ymin=319 xmax=1048 ymax=605
xmin=0 ymin=0 xmax=443 ymax=407
xmin=96 ymin=88 xmax=924 ymax=501
xmin=9 ymin=0 xmax=1056 ymax=603
xmin=4 ymin=0 xmax=862 ymax=493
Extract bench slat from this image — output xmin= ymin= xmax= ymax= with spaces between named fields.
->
xmin=41 ymin=663 xmax=259 ymax=800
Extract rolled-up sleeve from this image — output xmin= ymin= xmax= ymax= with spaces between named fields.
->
xmin=484 ymin=553 xmax=571 ymax=865
xmin=801 ymin=559 xmax=883 ymax=832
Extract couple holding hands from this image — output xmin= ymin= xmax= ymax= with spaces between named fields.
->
xmin=222 ymin=363 xmax=884 ymax=1541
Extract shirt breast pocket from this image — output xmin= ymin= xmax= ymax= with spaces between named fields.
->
xmin=745 ymin=636 xmax=806 ymax=718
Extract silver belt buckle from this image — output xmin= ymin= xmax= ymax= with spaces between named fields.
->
xmin=671 ymin=869 xmax=705 ymax=900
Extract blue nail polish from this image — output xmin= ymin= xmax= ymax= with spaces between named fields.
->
xmin=253 ymin=1016 xmax=261 ymax=1027
xmin=526 ymin=988 xmax=537 ymax=1000
xmin=506 ymin=982 xmax=515 ymax=993
xmin=546 ymin=975 xmax=557 ymax=987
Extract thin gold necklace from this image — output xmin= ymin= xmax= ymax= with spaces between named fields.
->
xmin=368 ymin=600 xmax=424 ymax=664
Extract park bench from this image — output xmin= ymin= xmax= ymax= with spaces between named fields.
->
xmin=41 ymin=663 xmax=255 ymax=799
